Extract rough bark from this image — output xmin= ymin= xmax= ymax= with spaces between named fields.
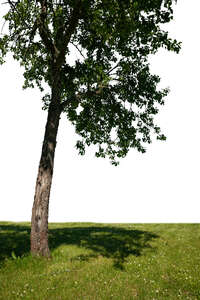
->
xmin=29 ymin=0 xmax=81 ymax=257
xmin=31 ymin=98 xmax=61 ymax=257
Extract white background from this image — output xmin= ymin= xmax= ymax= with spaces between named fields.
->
xmin=0 ymin=1 xmax=199 ymax=223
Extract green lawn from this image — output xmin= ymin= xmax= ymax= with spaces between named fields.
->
xmin=0 ymin=222 xmax=199 ymax=299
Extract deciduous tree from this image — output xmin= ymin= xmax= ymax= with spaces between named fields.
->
xmin=0 ymin=0 xmax=181 ymax=257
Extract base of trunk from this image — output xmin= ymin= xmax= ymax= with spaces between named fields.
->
xmin=31 ymin=230 xmax=51 ymax=258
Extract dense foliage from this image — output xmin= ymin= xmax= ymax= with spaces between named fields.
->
xmin=0 ymin=0 xmax=181 ymax=164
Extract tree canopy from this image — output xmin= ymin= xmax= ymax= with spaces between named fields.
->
xmin=0 ymin=0 xmax=181 ymax=165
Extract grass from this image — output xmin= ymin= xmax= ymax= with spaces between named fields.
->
xmin=0 ymin=222 xmax=200 ymax=300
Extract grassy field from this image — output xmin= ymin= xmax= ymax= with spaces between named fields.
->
xmin=0 ymin=222 xmax=199 ymax=300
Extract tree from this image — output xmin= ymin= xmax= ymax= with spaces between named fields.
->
xmin=0 ymin=0 xmax=181 ymax=257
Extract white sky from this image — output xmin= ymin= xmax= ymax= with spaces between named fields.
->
xmin=0 ymin=1 xmax=199 ymax=223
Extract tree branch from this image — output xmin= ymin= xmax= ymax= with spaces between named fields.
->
xmin=56 ymin=0 xmax=82 ymax=68
xmin=36 ymin=0 xmax=55 ymax=59
xmin=70 ymin=41 xmax=86 ymax=59
xmin=107 ymin=61 xmax=120 ymax=75
xmin=7 ymin=0 xmax=20 ymax=10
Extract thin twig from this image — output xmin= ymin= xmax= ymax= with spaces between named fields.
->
xmin=70 ymin=41 xmax=86 ymax=59
xmin=106 ymin=61 xmax=120 ymax=75
xmin=0 ymin=20 xmax=7 ymax=35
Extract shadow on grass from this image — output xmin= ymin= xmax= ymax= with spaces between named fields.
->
xmin=0 ymin=224 xmax=31 ymax=263
xmin=0 ymin=223 xmax=159 ymax=269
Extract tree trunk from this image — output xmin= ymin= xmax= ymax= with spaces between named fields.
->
xmin=31 ymin=99 xmax=61 ymax=257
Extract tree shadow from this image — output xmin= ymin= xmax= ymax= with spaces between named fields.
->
xmin=0 ymin=223 xmax=31 ymax=263
xmin=0 ymin=223 xmax=159 ymax=269
xmin=49 ymin=226 xmax=159 ymax=269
